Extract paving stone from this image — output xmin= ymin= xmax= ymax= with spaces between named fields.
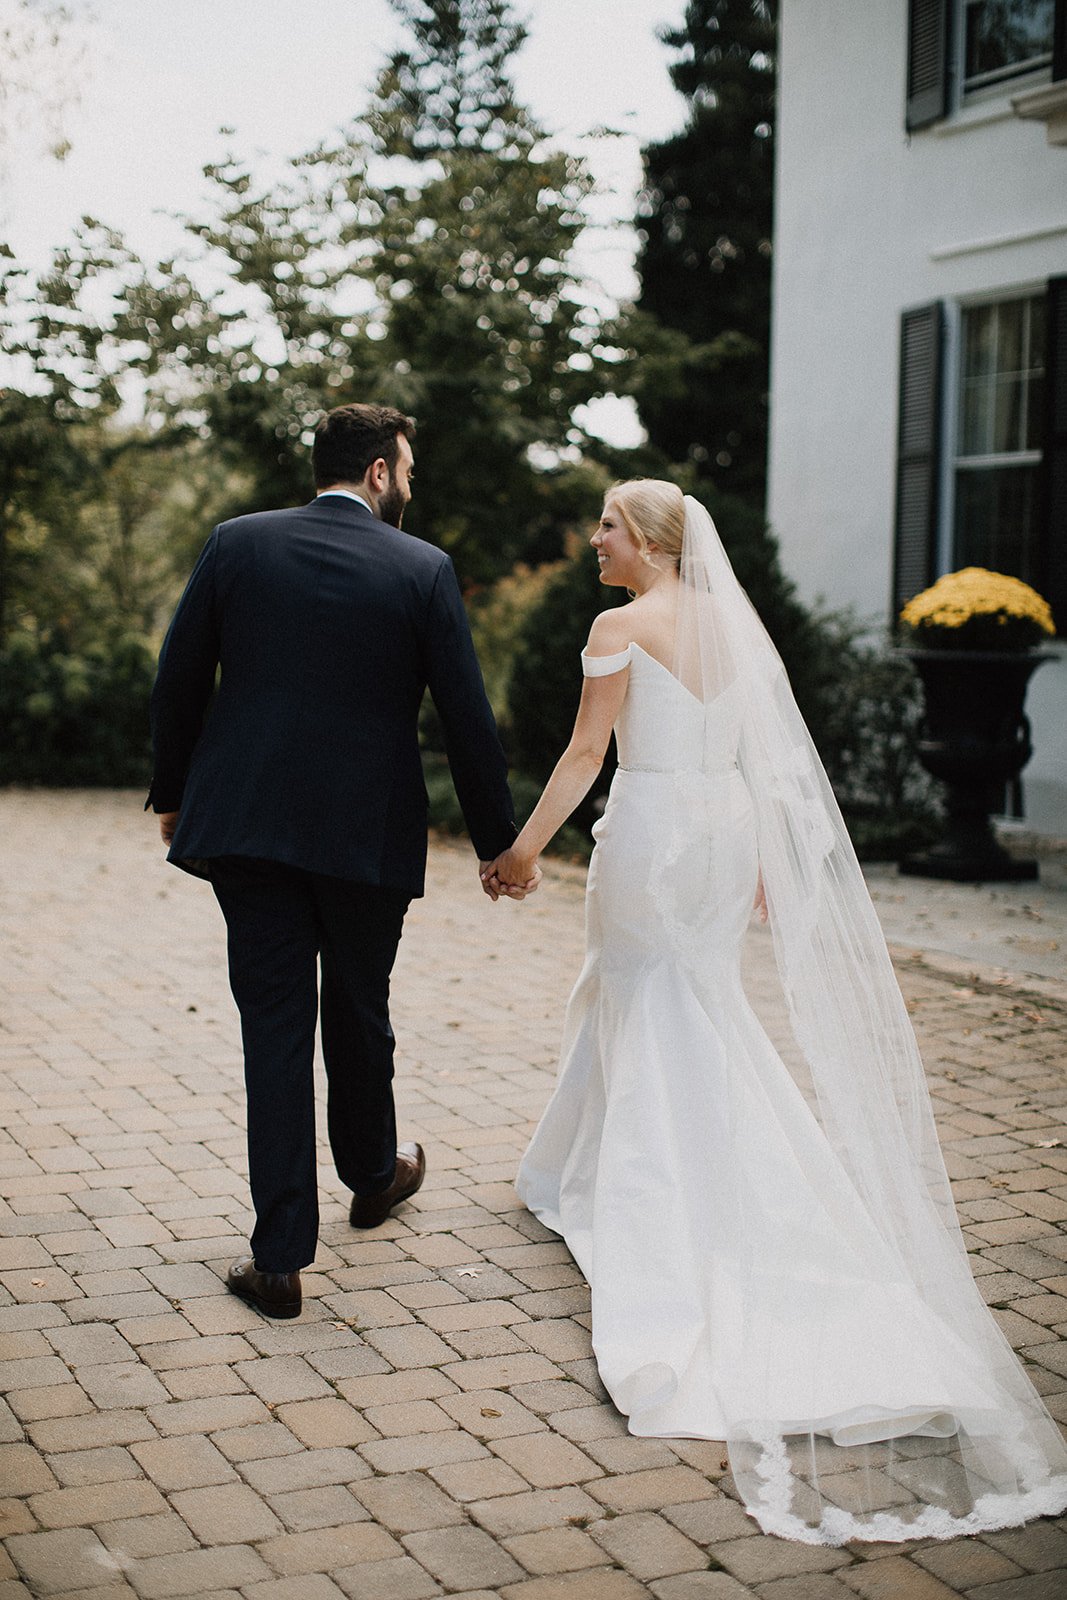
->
xmin=94 ymin=1510 xmax=198 ymax=1559
xmin=589 ymin=1510 xmax=708 ymax=1581
xmin=837 ymin=1554 xmax=955 ymax=1596
xmin=703 ymin=1534 xmax=852 ymax=1585
xmin=129 ymin=1434 xmax=236 ymax=1491
xmin=336 ymin=1371 xmax=458 ymax=1409
xmin=502 ymin=1524 xmax=607 ymax=1574
xmin=0 ymin=1497 xmax=36 ymax=1536
xmin=466 ymin=1486 xmax=604 ymax=1537
xmin=147 ymin=1394 xmax=268 ymax=1435
xmin=584 ymin=1435 xmax=681 ymax=1473
xmin=274 ymin=1397 xmax=380 ymax=1448
xmin=649 ymin=1576 xmax=754 ymax=1600
xmin=233 ymin=1356 xmax=334 ymax=1404
xmin=745 ymin=1578 xmax=858 ymax=1600
xmin=168 ymin=1480 xmax=284 ymax=1544
xmin=257 ymin=1522 xmax=403 ymax=1576
xmin=211 ymin=1421 xmax=304 ymax=1464
xmin=497 ymin=1570 xmax=650 ymax=1600
xmin=266 ymin=1484 xmax=370 ymax=1533
xmin=353 ymin=1471 xmax=468 ymax=1533
xmin=418 ymin=1299 xmax=529 ymax=1334
xmin=359 ymin=1431 xmax=489 ymax=1475
xmin=0 ymin=1441 xmax=60 ymax=1495
xmin=910 ymin=1541 xmax=1026 ymax=1589
xmin=75 ymin=1361 xmax=170 ymax=1409
xmin=331 ymin=1555 xmax=442 ymax=1600
xmin=361 ymin=1399 xmax=455 ymax=1439
xmin=982 ymin=1522 xmax=1067 ymax=1571
xmin=427 ymin=1457 xmax=529 ymax=1503
xmin=965 ymin=1575 xmax=1067 ymax=1600
xmin=26 ymin=1410 xmax=156 ymax=1453
xmin=122 ymin=1543 xmax=274 ymax=1597
xmin=326 ymin=1289 xmax=416 ymax=1329
xmin=436 ymin=1388 xmax=548 ymax=1440
xmin=27 ymin=1478 xmax=167 ymax=1529
xmin=0 ymin=1355 xmax=73 ymax=1392
xmin=45 ymin=1324 xmax=137 ymax=1367
xmin=5 ymin=1526 xmax=119 ymax=1594
xmin=440 ymin=1354 xmax=563 ymax=1392
xmin=402 ymin=1525 xmax=525 ymax=1591
xmin=243 ymin=1577 xmax=349 ymax=1600
xmin=238 ymin=1445 xmax=372 ymax=1494
xmin=490 ymin=1431 xmax=604 ymax=1489
xmin=662 ymin=1497 xmax=759 ymax=1545
xmin=359 ymin=1325 xmax=457 ymax=1370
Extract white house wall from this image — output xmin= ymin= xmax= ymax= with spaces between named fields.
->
xmin=768 ymin=0 xmax=1067 ymax=834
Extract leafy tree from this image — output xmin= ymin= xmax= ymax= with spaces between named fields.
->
xmin=0 ymin=0 xmax=87 ymax=164
xmin=632 ymin=0 xmax=776 ymax=507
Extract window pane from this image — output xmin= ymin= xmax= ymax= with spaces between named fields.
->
xmin=962 ymin=303 xmax=996 ymax=380
xmin=960 ymin=376 xmax=994 ymax=455
xmin=959 ymin=295 xmax=1044 ymax=457
xmin=954 ymin=463 xmax=1041 ymax=582
xmin=1027 ymin=298 xmax=1047 ymax=451
xmin=964 ymin=0 xmax=1053 ymax=85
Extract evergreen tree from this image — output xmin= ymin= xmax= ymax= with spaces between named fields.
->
xmin=345 ymin=0 xmax=605 ymax=583
xmin=633 ymin=0 xmax=776 ymax=507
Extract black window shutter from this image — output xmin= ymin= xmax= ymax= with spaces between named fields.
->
xmin=893 ymin=303 xmax=944 ymax=617
xmin=1055 ymin=0 xmax=1067 ymax=82
xmin=1041 ymin=276 xmax=1067 ymax=629
xmin=907 ymin=0 xmax=949 ymax=130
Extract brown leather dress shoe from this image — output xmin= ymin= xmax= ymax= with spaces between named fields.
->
xmin=227 ymin=1256 xmax=301 ymax=1319
xmin=349 ymin=1142 xmax=426 ymax=1229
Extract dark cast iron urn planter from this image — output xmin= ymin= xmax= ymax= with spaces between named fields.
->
xmin=900 ymin=648 xmax=1053 ymax=883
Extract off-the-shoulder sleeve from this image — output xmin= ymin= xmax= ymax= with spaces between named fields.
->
xmin=581 ymin=644 xmax=632 ymax=678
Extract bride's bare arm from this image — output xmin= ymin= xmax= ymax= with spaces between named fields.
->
xmin=485 ymin=619 xmax=630 ymax=888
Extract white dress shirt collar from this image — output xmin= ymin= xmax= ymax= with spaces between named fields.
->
xmin=316 ymin=489 xmax=373 ymax=512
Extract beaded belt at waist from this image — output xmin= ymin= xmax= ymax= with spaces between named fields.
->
xmin=617 ymin=761 xmax=740 ymax=775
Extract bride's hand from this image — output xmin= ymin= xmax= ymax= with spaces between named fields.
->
xmin=482 ymin=847 xmax=541 ymax=900
xmin=753 ymin=870 xmax=768 ymax=925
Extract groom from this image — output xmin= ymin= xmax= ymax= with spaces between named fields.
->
xmin=147 ymin=402 xmax=528 ymax=1318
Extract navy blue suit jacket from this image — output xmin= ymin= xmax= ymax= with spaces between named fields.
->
xmin=147 ymin=495 xmax=516 ymax=895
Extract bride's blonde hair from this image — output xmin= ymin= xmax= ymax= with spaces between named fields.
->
xmin=606 ymin=479 xmax=685 ymax=572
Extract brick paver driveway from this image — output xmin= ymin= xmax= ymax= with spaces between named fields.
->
xmin=1 ymin=791 xmax=1065 ymax=1599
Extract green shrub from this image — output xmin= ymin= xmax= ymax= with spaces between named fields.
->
xmin=0 ymin=631 xmax=155 ymax=786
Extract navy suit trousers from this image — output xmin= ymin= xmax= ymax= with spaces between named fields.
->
xmin=211 ymin=860 xmax=410 ymax=1273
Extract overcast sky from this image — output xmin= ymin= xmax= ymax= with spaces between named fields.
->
xmin=3 ymin=0 xmax=687 ymax=305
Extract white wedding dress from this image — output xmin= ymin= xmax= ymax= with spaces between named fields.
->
xmin=516 ymin=634 xmax=1067 ymax=1544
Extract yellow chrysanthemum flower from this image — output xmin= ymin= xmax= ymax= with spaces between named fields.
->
xmin=900 ymin=568 xmax=1055 ymax=650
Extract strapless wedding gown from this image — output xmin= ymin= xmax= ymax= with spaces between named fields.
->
xmin=516 ymin=641 xmax=1067 ymax=1543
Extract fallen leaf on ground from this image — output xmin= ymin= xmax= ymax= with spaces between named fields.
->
xmin=480 ymin=1407 xmax=502 ymax=1418
xmin=457 ymin=1268 xmax=481 ymax=1278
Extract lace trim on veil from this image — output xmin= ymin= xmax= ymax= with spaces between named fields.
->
xmin=747 ymin=1431 xmax=1067 ymax=1544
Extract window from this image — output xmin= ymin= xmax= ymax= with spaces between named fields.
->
xmin=894 ymin=282 xmax=1066 ymax=630
xmin=906 ymin=0 xmax=1064 ymax=129
xmin=961 ymin=0 xmax=1055 ymax=97
xmin=953 ymin=296 xmax=1046 ymax=583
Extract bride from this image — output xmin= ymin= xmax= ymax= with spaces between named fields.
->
xmin=482 ymin=479 xmax=1067 ymax=1545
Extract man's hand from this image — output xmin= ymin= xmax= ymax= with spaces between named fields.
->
xmin=159 ymin=811 xmax=180 ymax=847
xmin=480 ymin=848 xmax=542 ymax=903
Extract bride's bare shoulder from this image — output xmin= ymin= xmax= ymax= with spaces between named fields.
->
xmin=585 ymin=607 xmax=633 ymax=657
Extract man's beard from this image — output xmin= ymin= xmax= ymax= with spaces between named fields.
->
xmin=377 ymin=474 xmax=405 ymax=528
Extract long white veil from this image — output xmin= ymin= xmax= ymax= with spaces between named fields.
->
xmin=675 ymin=494 xmax=1067 ymax=1542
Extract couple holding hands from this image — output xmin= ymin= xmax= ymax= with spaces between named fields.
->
xmin=149 ymin=401 xmax=1067 ymax=1545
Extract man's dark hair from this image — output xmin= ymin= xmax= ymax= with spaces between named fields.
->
xmin=312 ymin=403 xmax=416 ymax=489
